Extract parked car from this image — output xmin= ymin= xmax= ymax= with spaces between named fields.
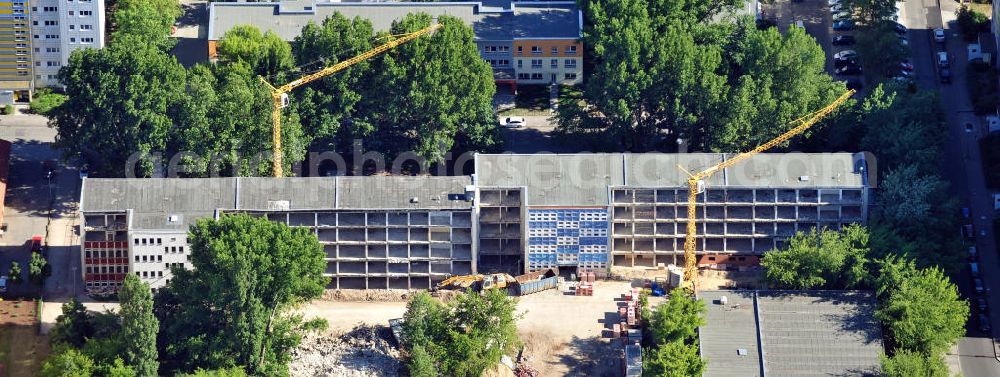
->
xmin=834 ymin=50 xmax=858 ymax=60
xmin=828 ymin=0 xmax=842 ymax=6
xmin=898 ymin=35 xmax=908 ymax=46
xmin=833 ymin=12 xmax=853 ymax=21
xmin=833 ymin=20 xmax=854 ymax=30
xmin=835 ymin=65 xmax=862 ymax=75
xmin=830 ymin=3 xmax=849 ymax=12
xmin=934 ymin=28 xmax=946 ymax=43
xmin=939 ymin=67 xmax=951 ymax=83
xmin=977 ymin=298 xmax=988 ymax=311
xmin=893 ymin=22 xmax=906 ymax=34
xmin=979 ymin=314 xmax=991 ymax=332
xmin=937 ymin=51 xmax=949 ymax=68
xmin=963 ymin=207 xmax=971 ymax=218
xmin=962 ymin=224 xmax=975 ymax=240
xmin=834 ymin=58 xmax=858 ymax=68
xmin=970 ymin=262 xmax=980 ymax=277
xmin=832 ymin=35 xmax=856 ymax=45
xmin=501 ymin=116 xmax=526 ymax=128
xmin=969 ymin=246 xmax=978 ymax=261
xmin=975 ymin=278 xmax=985 ymax=294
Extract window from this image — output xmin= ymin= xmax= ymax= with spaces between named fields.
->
xmin=496 ymin=59 xmax=509 ymax=67
xmin=70 ymin=37 xmax=76 ymax=43
xmin=47 ymin=75 xmax=56 ymax=80
xmin=517 ymin=73 xmax=530 ymax=80
xmin=81 ymin=37 xmax=94 ymax=43
xmin=46 ymin=47 xmax=60 ymax=53
xmin=69 ymin=25 xmax=74 ymax=30
xmin=135 ymin=256 xmax=140 ymax=262
xmin=80 ymin=10 xmax=93 ymax=16
xmin=15 ymin=43 xmax=27 ymax=48
xmin=550 ymin=59 xmax=558 ymax=68
xmin=35 ymin=75 xmax=41 ymax=79
xmin=517 ymin=45 xmax=522 ymax=54
xmin=530 ymin=73 xmax=543 ymax=80
xmin=157 ymin=238 xmax=162 ymax=245
xmin=33 ymin=34 xmax=38 ymax=39
xmin=517 ymin=59 xmax=522 ymax=69
xmin=551 ymin=47 xmax=558 ymax=54
xmin=499 ymin=46 xmax=509 ymax=52
xmin=566 ymin=45 xmax=577 ymax=54
xmin=34 ymin=61 xmax=40 ymax=66
xmin=564 ymin=73 xmax=578 ymax=80
xmin=565 ymin=59 xmax=577 ymax=68
xmin=158 ymin=271 xmax=163 ymax=277
xmin=44 ymin=20 xmax=57 ymax=26
xmin=80 ymin=24 xmax=92 ymax=30
xmin=531 ymin=59 xmax=542 ymax=68
xmin=31 ymin=6 xmax=36 ymax=11
xmin=157 ymin=255 xmax=162 ymax=262
xmin=46 ymin=61 xmax=60 ymax=67
xmin=531 ymin=46 xmax=541 ymax=54
xmin=68 ymin=11 xmax=74 ymax=15
xmin=45 ymin=35 xmax=59 ymax=39
xmin=32 ymin=21 xmax=37 ymax=26
xmin=485 ymin=46 xmax=497 ymax=53
xmin=42 ymin=6 xmax=57 ymax=11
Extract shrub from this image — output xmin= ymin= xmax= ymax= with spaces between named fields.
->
xmin=957 ymin=5 xmax=990 ymax=42
xmin=2 ymin=104 xmax=14 ymax=115
xmin=30 ymin=92 xmax=68 ymax=116
xmin=966 ymin=61 xmax=1000 ymax=115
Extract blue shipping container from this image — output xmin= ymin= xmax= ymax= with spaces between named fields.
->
xmin=518 ymin=276 xmax=558 ymax=296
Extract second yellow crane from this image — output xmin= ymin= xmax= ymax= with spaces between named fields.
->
xmin=679 ymin=90 xmax=855 ymax=290
xmin=260 ymin=23 xmax=442 ymax=177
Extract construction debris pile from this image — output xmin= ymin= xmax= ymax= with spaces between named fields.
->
xmin=290 ymin=325 xmax=403 ymax=377
xmin=322 ymin=289 xmax=461 ymax=302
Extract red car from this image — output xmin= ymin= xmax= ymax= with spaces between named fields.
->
xmin=30 ymin=235 xmax=42 ymax=253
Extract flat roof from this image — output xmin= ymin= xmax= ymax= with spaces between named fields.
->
xmin=475 ymin=153 xmax=867 ymax=206
xmin=207 ymin=1 xmax=581 ymax=42
xmin=81 ymin=176 xmax=474 ymax=230
xmin=699 ymin=290 xmax=883 ymax=377
xmin=699 ymin=290 xmax=762 ymax=377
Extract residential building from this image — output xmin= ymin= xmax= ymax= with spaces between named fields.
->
xmin=474 ymin=153 xmax=870 ymax=273
xmin=206 ymin=0 xmax=583 ymax=88
xmin=78 ymin=153 xmax=869 ymax=294
xmin=699 ymin=290 xmax=883 ymax=376
xmin=79 ymin=177 xmax=475 ymax=294
xmin=0 ymin=0 xmax=104 ymax=103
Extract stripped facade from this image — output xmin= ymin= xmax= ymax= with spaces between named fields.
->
xmin=78 ymin=153 xmax=869 ymax=294
xmin=206 ymin=0 xmax=583 ymax=87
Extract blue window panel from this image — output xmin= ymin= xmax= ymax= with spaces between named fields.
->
xmin=557 ymin=228 xmax=579 ymax=237
xmin=557 ymin=246 xmax=579 ymax=254
xmin=579 ymin=237 xmax=606 ymax=246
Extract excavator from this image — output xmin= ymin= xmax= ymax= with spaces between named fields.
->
xmin=434 ymin=273 xmax=518 ymax=292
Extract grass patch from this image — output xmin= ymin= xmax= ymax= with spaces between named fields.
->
xmin=28 ymin=90 xmax=66 ymax=116
xmin=499 ymin=84 xmax=551 ymax=116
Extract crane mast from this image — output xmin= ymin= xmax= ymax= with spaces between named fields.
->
xmin=260 ymin=23 xmax=442 ymax=177
xmin=681 ymin=90 xmax=855 ymax=290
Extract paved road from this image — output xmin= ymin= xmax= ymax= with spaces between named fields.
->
xmin=899 ymin=0 xmax=1000 ymax=376
xmin=0 ymin=110 xmax=83 ymax=305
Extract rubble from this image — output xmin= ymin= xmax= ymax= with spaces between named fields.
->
xmin=322 ymin=289 xmax=461 ymax=302
xmin=290 ymin=325 xmax=403 ymax=377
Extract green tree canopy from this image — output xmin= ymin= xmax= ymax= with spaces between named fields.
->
xmin=876 ymin=265 xmax=968 ymax=355
xmin=51 ymin=298 xmax=95 ymax=348
xmin=119 ymin=274 xmax=159 ymax=376
xmin=41 ymin=347 xmax=96 ymax=377
xmin=216 ymin=25 xmax=294 ymax=79
xmin=880 ymin=350 xmax=949 ymax=377
xmin=53 ymin=41 xmax=188 ymax=177
xmin=112 ymin=0 xmax=182 ymax=48
xmin=642 ymin=341 xmax=706 ymax=377
xmin=155 ymin=214 xmax=328 ymax=375
xmin=761 ymin=224 xmax=871 ymax=289
xmin=648 ymin=288 xmax=706 ymax=345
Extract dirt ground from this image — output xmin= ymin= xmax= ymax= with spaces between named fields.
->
xmin=0 ymin=299 xmax=50 ymax=377
xmin=302 ymin=281 xmax=645 ymax=377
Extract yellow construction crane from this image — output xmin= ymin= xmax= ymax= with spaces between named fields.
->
xmin=679 ymin=90 xmax=855 ymax=290
xmin=260 ymin=23 xmax=442 ymax=177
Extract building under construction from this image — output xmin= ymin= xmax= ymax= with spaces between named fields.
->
xmin=78 ymin=153 xmax=870 ymax=294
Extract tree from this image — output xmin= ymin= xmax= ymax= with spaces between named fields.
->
xmin=180 ymin=368 xmax=249 ymax=377
xmin=291 ymin=14 xmax=375 ymax=152
xmin=642 ymin=341 xmax=705 ymax=377
xmin=880 ymin=350 xmax=949 ymax=377
xmin=112 ymin=0 xmax=182 ymax=48
xmin=174 ymin=63 xmax=305 ymax=177
xmin=28 ymin=252 xmax=50 ymax=285
xmin=408 ymin=344 xmax=436 ymax=377
xmin=400 ymin=290 xmax=521 ymax=377
xmin=362 ymin=14 xmax=500 ymax=163
xmin=648 ymin=289 xmax=706 ymax=345
xmin=856 ymin=23 xmax=909 ymax=80
xmin=155 ymin=214 xmax=328 ymax=375
xmin=216 ymin=25 xmax=294 ymax=79
xmin=956 ymin=5 xmax=991 ymax=42
xmin=51 ymin=298 xmax=95 ymax=348
xmin=876 ymin=266 xmax=968 ymax=355
xmin=761 ymin=225 xmax=870 ymax=289
xmin=53 ymin=41 xmax=188 ymax=177
xmin=41 ymin=346 xmax=96 ymax=377
xmin=8 ymin=261 xmax=21 ymax=284
xmin=859 ymin=84 xmax=945 ymax=173
xmin=711 ymin=19 xmax=845 ymax=152
xmin=119 ymin=274 xmax=159 ymax=376
xmin=100 ymin=358 xmax=137 ymax=377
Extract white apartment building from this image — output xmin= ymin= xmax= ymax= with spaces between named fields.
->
xmin=29 ymin=0 xmax=104 ymax=88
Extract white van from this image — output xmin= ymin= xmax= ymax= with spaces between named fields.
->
xmin=937 ymin=52 xmax=949 ymax=68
